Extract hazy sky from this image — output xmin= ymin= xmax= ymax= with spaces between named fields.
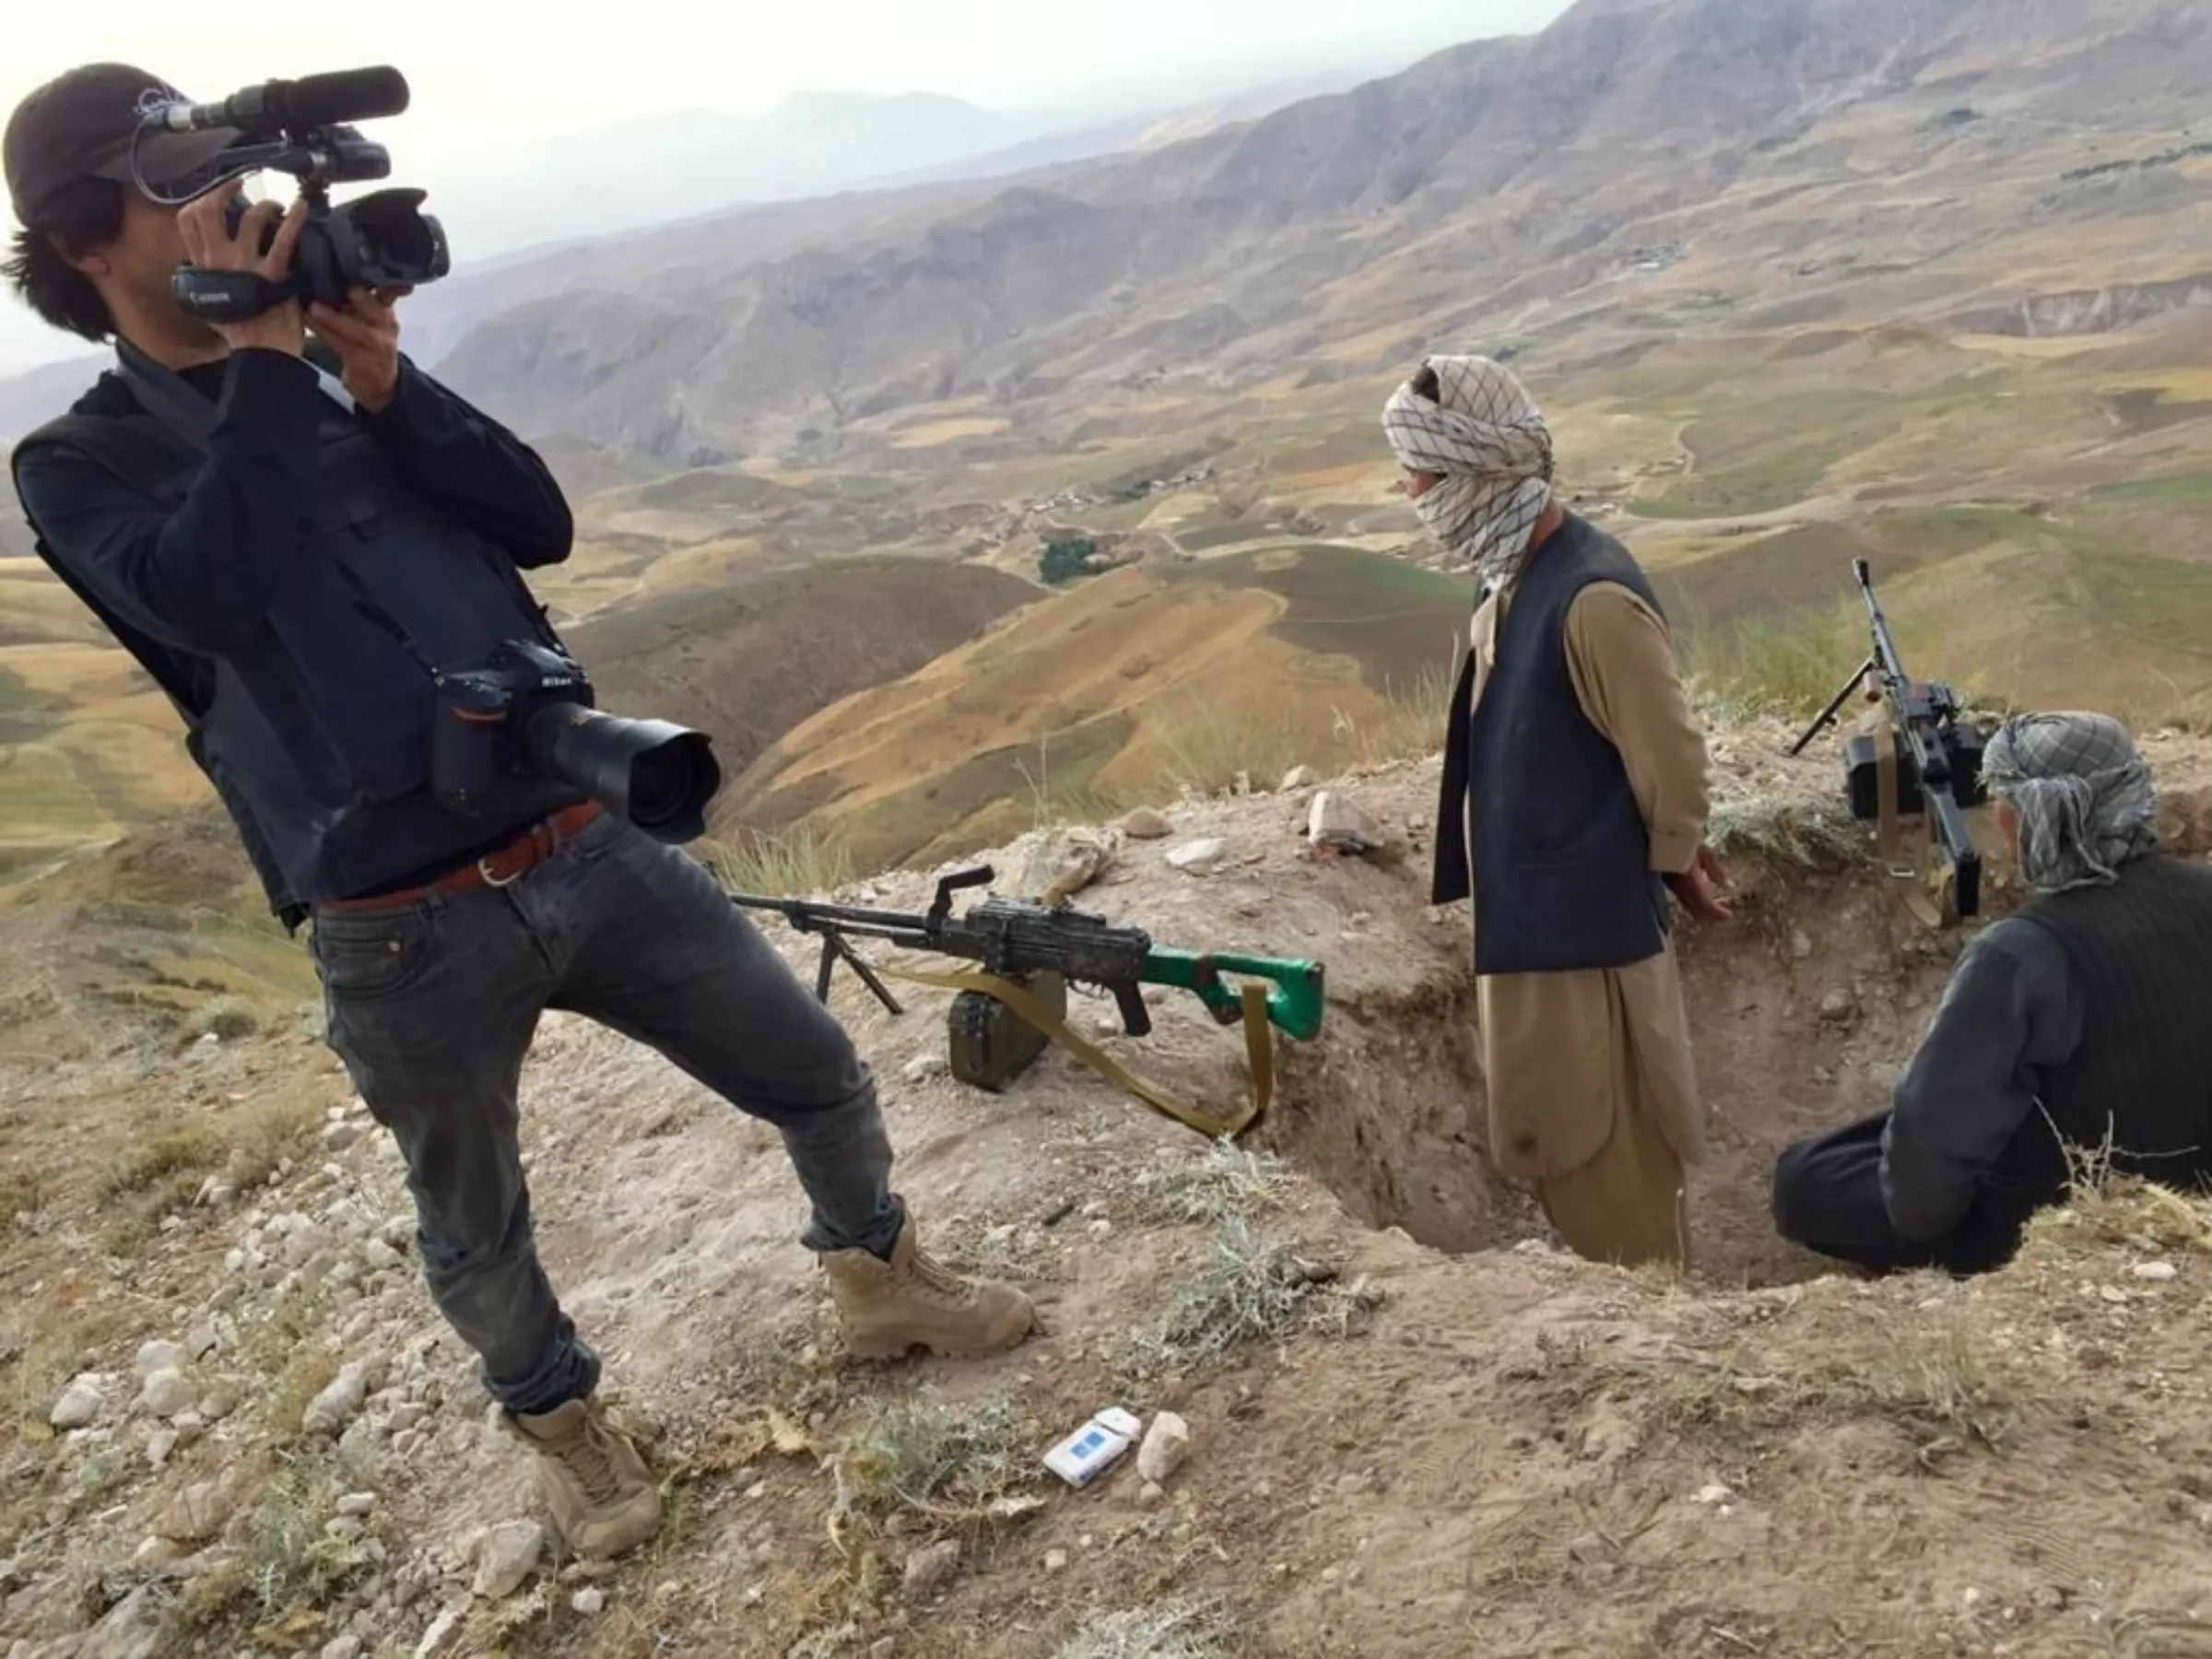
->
xmin=2 ymin=0 xmax=1571 ymax=369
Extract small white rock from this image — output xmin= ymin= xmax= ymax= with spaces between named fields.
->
xmin=1164 ymin=838 xmax=1226 ymax=875
xmin=1136 ymin=1411 xmax=1191 ymax=1484
xmin=336 ymin=1491 xmax=378 ymax=1518
xmin=2134 ymin=1261 xmax=2179 ymax=1282
xmin=1307 ymin=790 xmax=1383 ymax=853
xmin=470 ymin=1520 xmax=545 ymax=1599
xmin=323 ymin=1635 xmax=366 ymax=1659
xmin=303 ymin=1361 xmax=371 ymax=1436
xmin=901 ymin=1538 xmax=960 ymax=1594
xmin=413 ymin=1607 xmax=463 ymax=1658
xmin=135 ymin=1340 xmax=187 ymax=1380
xmin=154 ymin=1480 xmax=236 ymax=1544
xmin=138 ymin=1369 xmax=195 ymax=1419
xmin=362 ymin=1240 xmax=405 ymax=1274
xmin=571 ymin=1587 xmax=606 ymax=1617
xmin=1694 ymin=1482 xmax=1734 ymax=1506
xmin=50 ymin=1375 xmax=104 ymax=1430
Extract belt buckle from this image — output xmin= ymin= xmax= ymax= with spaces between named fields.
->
xmin=478 ymin=817 xmax=560 ymax=889
xmin=477 ymin=852 xmax=526 ymax=888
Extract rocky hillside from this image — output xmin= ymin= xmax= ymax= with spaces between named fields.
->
xmin=428 ymin=0 xmax=2212 ymax=460
xmin=7 ymin=716 xmax=2212 ymax=1657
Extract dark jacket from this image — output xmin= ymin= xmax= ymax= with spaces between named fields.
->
xmin=1881 ymin=852 xmax=2212 ymax=1238
xmin=9 ymin=341 xmax=582 ymax=924
xmin=1431 ymin=512 xmax=1672 ymax=975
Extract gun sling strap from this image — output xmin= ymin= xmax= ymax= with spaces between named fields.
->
xmin=1869 ymin=716 xmax=1950 ymax=929
xmin=877 ymin=962 xmax=1274 ymax=1140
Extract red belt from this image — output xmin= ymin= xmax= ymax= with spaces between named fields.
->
xmin=312 ymin=802 xmax=604 ymax=914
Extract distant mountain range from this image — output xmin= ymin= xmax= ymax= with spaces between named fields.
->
xmin=413 ymin=0 xmax=2212 ymax=463
xmin=0 ymin=65 xmax=1397 ymax=441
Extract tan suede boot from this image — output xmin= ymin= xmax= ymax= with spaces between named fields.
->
xmin=500 ymin=1395 xmax=663 ymax=1559
xmin=821 ymin=1216 xmax=1037 ymax=1360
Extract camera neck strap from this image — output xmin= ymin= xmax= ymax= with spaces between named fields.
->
xmin=113 ymin=337 xmax=444 ymax=682
xmin=114 ymin=335 xmax=355 ymax=441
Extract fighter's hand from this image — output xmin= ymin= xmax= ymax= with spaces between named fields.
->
xmin=307 ymin=287 xmax=410 ymax=413
xmin=1664 ymin=843 xmax=1733 ymax=924
xmin=178 ymin=193 xmax=309 ymax=358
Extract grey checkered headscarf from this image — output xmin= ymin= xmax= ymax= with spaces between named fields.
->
xmin=1381 ymin=355 xmax=1555 ymax=593
xmin=1981 ymin=711 xmax=2159 ymax=894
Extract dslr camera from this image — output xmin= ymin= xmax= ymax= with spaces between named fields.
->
xmin=126 ymin=65 xmax=451 ymax=322
xmin=430 ymin=640 xmax=724 ymax=846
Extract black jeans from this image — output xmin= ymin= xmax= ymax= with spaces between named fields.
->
xmin=310 ymin=810 xmax=904 ymax=1416
xmin=1771 ymin=1112 xmax=2053 ymax=1277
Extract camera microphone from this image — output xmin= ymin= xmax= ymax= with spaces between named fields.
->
xmin=149 ymin=66 xmax=410 ymax=135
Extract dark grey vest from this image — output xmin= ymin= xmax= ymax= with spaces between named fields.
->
xmin=1439 ymin=514 xmax=1672 ymax=975
xmin=2004 ymin=853 xmax=2212 ymax=1193
xmin=14 ymin=347 xmax=580 ymax=915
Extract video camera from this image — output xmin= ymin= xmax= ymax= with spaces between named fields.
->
xmin=430 ymin=640 xmax=724 ymax=847
xmin=124 ymin=66 xmax=450 ymax=323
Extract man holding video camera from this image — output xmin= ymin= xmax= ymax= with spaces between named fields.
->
xmin=5 ymin=63 xmax=1035 ymax=1559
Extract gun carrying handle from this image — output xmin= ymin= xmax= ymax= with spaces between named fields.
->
xmin=925 ymin=863 xmax=994 ymax=924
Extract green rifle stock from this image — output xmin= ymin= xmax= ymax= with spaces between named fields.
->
xmin=1139 ymin=947 xmax=1325 ymax=1042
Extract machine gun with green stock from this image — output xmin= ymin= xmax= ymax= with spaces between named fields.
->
xmin=727 ymin=864 xmax=1325 ymax=1138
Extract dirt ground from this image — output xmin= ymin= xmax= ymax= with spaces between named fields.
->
xmin=8 ymin=720 xmax=2212 ymax=1659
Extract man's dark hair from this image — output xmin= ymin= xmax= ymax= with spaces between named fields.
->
xmin=1410 ymin=362 xmax=1441 ymax=402
xmin=2 ymin=177 xmax=123 ymax=343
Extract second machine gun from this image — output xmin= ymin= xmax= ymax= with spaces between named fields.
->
xmin=1790 ymin=557 xmax=1988 ymax=919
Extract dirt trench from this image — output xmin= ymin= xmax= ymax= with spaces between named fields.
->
xmin=1260 ymin=860 xmax=1975 ymax=1287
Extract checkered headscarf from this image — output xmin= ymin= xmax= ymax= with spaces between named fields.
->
xmin=1981 ymin=711 xmax=2159 ymax=893
xmin=1381 ymin=354 xmax=1555 ymax=593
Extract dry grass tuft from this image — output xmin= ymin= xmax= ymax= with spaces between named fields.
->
xmin=1133 ymin=1139 xmax=1294 ymax=1226
xmin=1114 ymin=1218 xmax=1373 ymax=1386
xmin=1704 ymin=794 xmax=1868 ymax=870
xmin=104 ymin=1128 xmax=223 ymax=1199
xmin=1682 ymin=604 xmax=1857 ymax=722
xmin=705 ymin=825 xmax=856 ymax=898
xmin=170 ymin=1450 xmax=381 ymax=1638
xmin=225 ymin=1093 xmax=325 ymax=1195
xmin=833 ymin=1387 xmax=1041 ymax=1524
xmin=1659 ymin=1319 xmax=2012 ymax=1458
xmin=1054 ymin=1596 xmax=1235 ymax=1659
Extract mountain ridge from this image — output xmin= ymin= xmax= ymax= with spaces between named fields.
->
xmin=427 ymin=0 xmax=2212 ymax=463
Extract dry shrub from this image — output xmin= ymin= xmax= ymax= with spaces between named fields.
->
xmin=1055 ymin=1596 xmax=1234 ymax=1659
xmin=834 ymin=1387 xmax=1041 ymax=1525
xmin=1132 ymin=1139 xmax=1294 ymax=1226
xmin=1113 ymin=1218 xmax=1375 ymax=1386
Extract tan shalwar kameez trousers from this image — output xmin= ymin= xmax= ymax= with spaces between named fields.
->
xmin=1459 ymin=576 xmax=1712 ymax=1269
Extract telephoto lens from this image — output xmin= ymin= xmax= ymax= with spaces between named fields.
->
xmin=524 ymin=703 xmax=723 ymax=843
